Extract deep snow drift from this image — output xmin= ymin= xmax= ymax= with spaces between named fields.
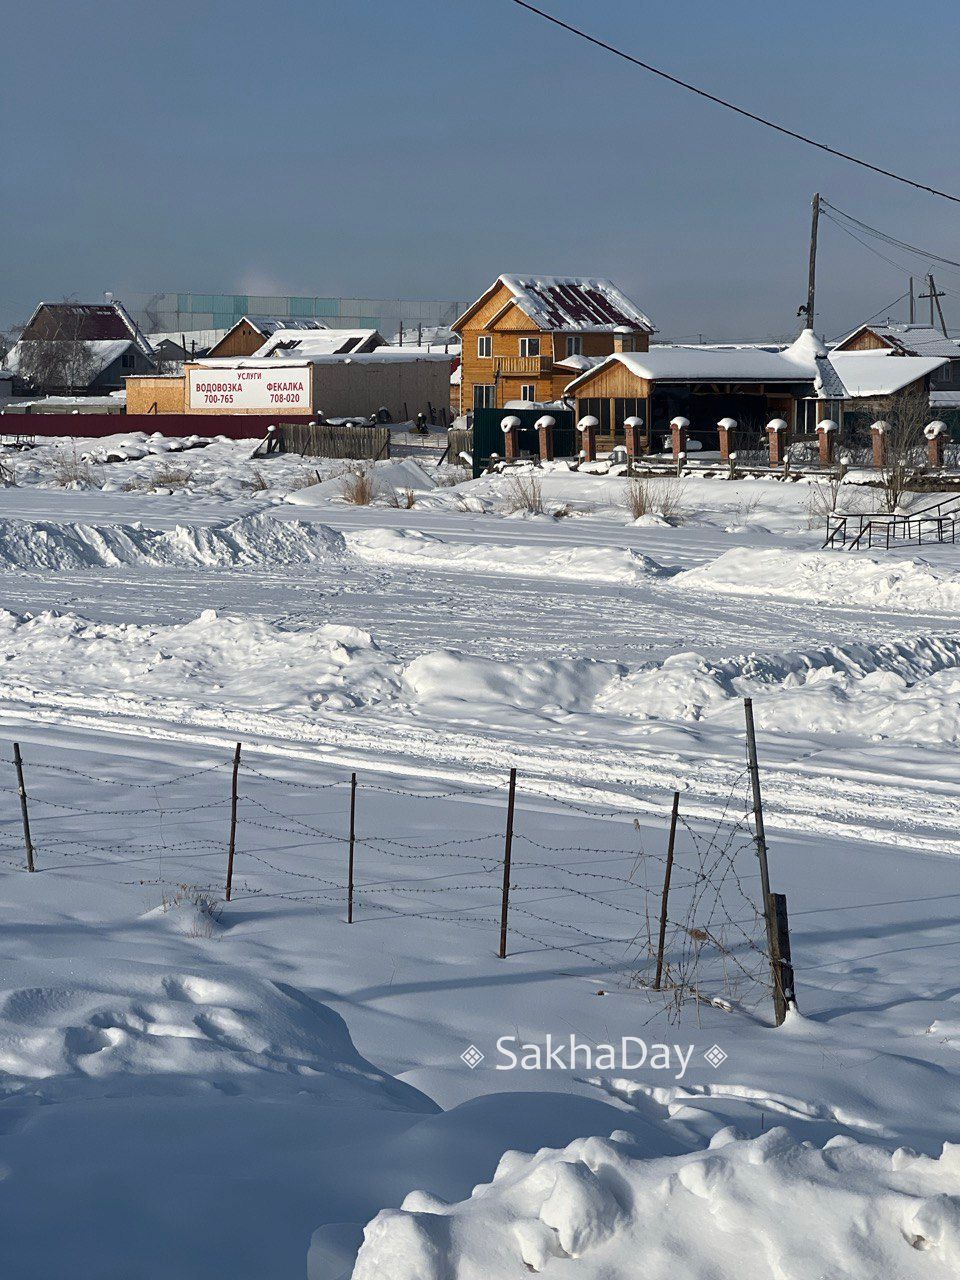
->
xmin=354 ymin=1126 xmax=960 ymax=1279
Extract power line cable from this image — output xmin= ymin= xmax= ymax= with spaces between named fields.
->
xmin=507 ymin=0 xmax=960 ymax=203
xmin=821 ymin=199 xmax=960 ymax=270
xmin=819 ymin=210 xmax=921 ymax=277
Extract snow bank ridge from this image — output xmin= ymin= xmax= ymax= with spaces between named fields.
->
xmin=352 ymin=1128 xmax=960 ymax=1278
xmin=345 ymin=526 xmax=665 ymax=583
xmin=675 ymin=547 xmax=960 ymax=613
xmin=0 ymin=512 xmax=345 ymax=570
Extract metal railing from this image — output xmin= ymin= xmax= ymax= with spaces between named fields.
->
xmin=823 ymin=492 xmax=960 ymax=550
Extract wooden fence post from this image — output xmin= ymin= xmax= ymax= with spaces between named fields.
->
xmin=498 ymin=768 xmax=517 ymax=958
xmin=654 ymin=791 xmax=680 ymax=989
xmin=347 ymin=772 xmax=357 ymax=923
xmin=13 ymin=743 xmax=35 ymax=873
xmin=225 ymin=742 xmax=241 ymax=902
xmin=743 ymin=699 xmax=793 ymax=1025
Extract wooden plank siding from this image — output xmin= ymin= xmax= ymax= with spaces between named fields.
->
xmin=455 ymin=280 xmax=650 ymax=414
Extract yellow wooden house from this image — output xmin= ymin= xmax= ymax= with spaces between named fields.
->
xmin=451 ymin=275 xmax=655 ymax=416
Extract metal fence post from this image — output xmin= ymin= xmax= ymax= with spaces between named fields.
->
xmin=498 ymin=768 xmax=517 ymax=958
xmin=347 ymin=772 xmax=357 ymax=923
xmin=13 ymin=743 xmax=35 ymax=873
xmin=654 ymin=791 xmax=681 ymax=989
xmin=225 ymin=742 xmax=241 ymax=901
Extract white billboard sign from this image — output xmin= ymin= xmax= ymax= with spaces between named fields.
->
xmin=188 ymin=365 xmax=312 ymax=411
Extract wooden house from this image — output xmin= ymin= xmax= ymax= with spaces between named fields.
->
xmin=564 ymin=329 xmax=949 ymax=452
xmin=834 ymin=322 xmax=960 ymax=416
xmin=451 ymin=275 xmax=655 ymax=415
xmin=205 ymin=315 xmax=329 ymax=359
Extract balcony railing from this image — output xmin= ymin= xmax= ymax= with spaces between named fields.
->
xmin=493 ymin=355 xmax=554 ymax=376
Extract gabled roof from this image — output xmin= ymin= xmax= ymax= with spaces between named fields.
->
xmin=828 ymin=351 xmax=947 ymax=397
xmin=244 ymin=315 xmax=329 ymax=338
xmin=255 ymin=328 xmax=384 ymax=357
xmin=21 ymin=301 xmax=154 ymax=359
xmin=563 ymin=331 xmax=947 ymax=400
xmin=4 ymin=338 xmax=144 ymax=382
xmin=453 ymin=275 xmax=655 ymax=335
xmin=836 ymin=322 xmax=960 ymax=359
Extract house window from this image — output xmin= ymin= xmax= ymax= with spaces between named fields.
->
xmin=121 ymin=350 xmax=135 ymax=369
xmin=473 ymin=384 xmax=496 ymax=410
xmin=520 ymin=385 xmax=536 ymax=402
xmin=519 ymin=337 xmax=540 ymax=358
xmin=565 ymin=335 xmax=583 ymax=357
xmin=477 ymin=334 xmax=492 ymax=358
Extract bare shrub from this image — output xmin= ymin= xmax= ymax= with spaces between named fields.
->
xmin=877 ymin=388 xmax=929 ymax=513
xmin=287 ymin=468 xmax=324 ymax=491
xmin=435 ymin=466 xmax=471 ymax=487
xmin=386 ymin=486 xmax=416 ymax=509
xmin=161 ymin=885 xmax=222 ymax=939
xmin=50 ymin=447 xmax=99 ymax=488
xmin=502 ymin=471 xmax=544 ymax=515
xmin=244 ymin=466 xmax=270 ymax=492
xmin=151 ymin=461 xmax=193 ymax=488
xmin=341 ymin=467 xmax=377 ymax=505
xmin=621 ymin=476 xmax=685 ymax=521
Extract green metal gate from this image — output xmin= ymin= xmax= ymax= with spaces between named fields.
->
xmin=471 ymin=407 xmax=576 ymax=478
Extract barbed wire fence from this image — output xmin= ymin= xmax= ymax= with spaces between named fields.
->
xmin=1 ymin=702 xmax=795 ymax=1025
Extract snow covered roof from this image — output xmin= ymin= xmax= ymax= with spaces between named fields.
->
xmin=244 ymin=316 xmax=329 ymax=337
xmin=553 ymin=353 xmax=605 ymax=374
xmin=20 ymin=300 xmax=154 ymax=360
xmin=565 ymin=345 xmax=816 ymax=389
xmin=255 ymin=329 xmax=385 ymax=358
xmin=837 ymin=322 xmax=960 ymax=360
xmin=146 ymin=328 xmax=229 ymax=352
xmin=828 ymin=352 xmax=947 ymax=397
xmin=454 ymin=275 xmax=655 ymax=335
xmin=4 ymin=338 xmax=140 ymax=379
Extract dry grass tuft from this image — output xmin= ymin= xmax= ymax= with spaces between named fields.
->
xmin=621 ymin=476 xmax=685 ymax=521
xmin=341 ymin=467 xmax=377 ymax=505
xmin=502 ymin=471 xmax=544 ymax=515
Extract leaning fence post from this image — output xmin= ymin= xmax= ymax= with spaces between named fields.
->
xmin=743 ymin=699 xmax=793 ymax=1025
xmin=653 ymin=791 xmax=680 ymax=989
xmin=498 ymin=768 xmax=517 ymax=958
xmin=347 ymin=772 xmax=357 ymax=923
xmin=225 ymin=742 xmax=241 ymax=901
xmin=13 ymin=743 xmax=35 ymax=872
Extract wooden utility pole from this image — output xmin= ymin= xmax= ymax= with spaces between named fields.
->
xmin=743 ymin=700 xmax=794 ymax=1026
xmin=920 ymin=274 xmax=948 ymax=335
xmin=653 ymin=791 xmax=681 ymax=990
xmin=225 ymin=742 xmax=241 ymax=901
xmin=498 ymin=768 xmax=517 ymax=959
xmin=347 ymin=772 xmax=357 ymax=923
xmin=13 ymin=743 xmax=35 ymax=873
xmin=909 ymin=277 xmax=915 ymax=324
xmin=805 ymin=193 xmax=821 ymax=330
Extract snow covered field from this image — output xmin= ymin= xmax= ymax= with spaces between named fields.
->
xmin=1 ymin=433 xmax=959 ymax=1277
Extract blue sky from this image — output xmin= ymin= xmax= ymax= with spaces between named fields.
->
xmin=3 ymin=0 xmax=959 ymax=339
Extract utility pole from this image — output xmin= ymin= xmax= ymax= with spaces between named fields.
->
xmin=804 ymin=193 xmax=820 ymax=331
xmin=919 ymin=274 xmax=948 ymax=336
xmin=909 ymin=277 xmax=915 ymax=324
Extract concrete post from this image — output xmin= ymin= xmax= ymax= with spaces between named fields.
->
xmin=623 ymin=415 xmax=644 ymax=464
xmin=870 ymin=420 xmax=889 ymax=469
xmin=925 ymin=420 xmax=947 ymax=470
xmin=500 ymin=415 xmax=521 ymax=462
xmin=577 ymin=415 xmax=599 ymax=463
xmin=670 ymin=415 xmax=689 ymax=462
xmin=717 ymin=416 xmax=737 ymax=461
xmin=767 ymin=418 xmax=789 ymax=466
xmin=816 ymin=419 xmax=838 ymax=466
xmin=534 ymin=414 xmax=555 ymax=463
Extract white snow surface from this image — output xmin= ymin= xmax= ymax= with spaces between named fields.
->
xmin=354 ymin=1125 xmax=960 ymax=1279
xmin=1 ymin=434 xmax=960 ymax=1278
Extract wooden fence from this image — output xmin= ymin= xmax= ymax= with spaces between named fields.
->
xmin=278 ymin=422 xmax=391 ymax=460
